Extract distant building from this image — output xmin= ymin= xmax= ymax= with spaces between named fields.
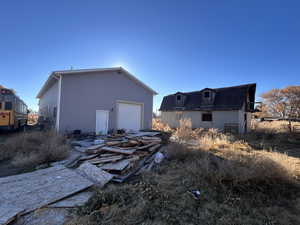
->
xmin=159 ymin=83 xmax=256 ymax=133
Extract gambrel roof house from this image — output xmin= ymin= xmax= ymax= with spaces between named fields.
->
xmin=37 ymin=67 xmax=157 ymax=134
xmin=159 ymin=83 xmax=256 ymax=133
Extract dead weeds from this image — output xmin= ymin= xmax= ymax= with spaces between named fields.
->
xmin=67 ymin=120 xmax=300 ymax=225
xmin=0 ymin=131 xmax=70 ymax=168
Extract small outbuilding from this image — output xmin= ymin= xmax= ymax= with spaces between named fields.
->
xmin=37 ymin=67 xmax=157 ymax=134
xmin=159 ymin=83 xmax=256 ymax=133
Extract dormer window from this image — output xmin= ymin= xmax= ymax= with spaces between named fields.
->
xmin=204 ymin=91 xmax=210 ymax=98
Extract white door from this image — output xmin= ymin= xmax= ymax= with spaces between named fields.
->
xmin=96 ymin=110 xmax=109 ymax=135
xmin=117 ymin=102 xmax=142 ymax=131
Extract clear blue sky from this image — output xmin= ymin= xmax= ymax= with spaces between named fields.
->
xmin=1 ymin=0 xmax=300 ymax=112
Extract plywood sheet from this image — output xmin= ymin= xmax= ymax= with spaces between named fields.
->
xmin=0 ymin=166 xmax=93 ymax=225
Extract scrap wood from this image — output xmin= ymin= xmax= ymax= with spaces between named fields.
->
xmin=112 ymin=150 xmax=157 ymax=183
xmin=141 ymin=136 xmax=162 ymax=142
xmin=77 ymin=162 xmax=114 ymax=187
xmin=137 ymin=142 xmax=157 ymax=150
xmin=86 ymin=144 xmax=105 ymax=150
xmin=100 ymin=159 xmax=130 ymax=171
xmin=79 ymin=154 xmax=99 ymax=161
xmin=85 ymin=148 xmax=103 ymax=155
xmin=0 ymin=166 xmax=93 ymax=225
xmin=101 ymin=146 xmax=136 ymax=155
xmin=148 ymin=144 xmax=162 ymax=152
xmin=100 ymin=153 xmax=118 ymax=157
xmin=120 ymin=140 xmax=140 ymax=147
xmin=86 ymin=155 xmax=123 ymax=164
xmin=105 ymin=140 xmax=125 ymax=146
xmin=127 ymin=155 xmax=140 ymax=162
xmin=140 ymin=140 xmax=161 ymax=145
xmin=65 ymin=154 xmax=82 ymax=168
xmin=48 ymin=191 xmax=94 ymax=208
xmin=126 ymin=132 xmax=160 ymax=138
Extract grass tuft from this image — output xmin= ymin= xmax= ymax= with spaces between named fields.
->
xmin=0 ymin=131 xmax=70 ymax=168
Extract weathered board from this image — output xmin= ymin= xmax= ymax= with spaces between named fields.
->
xmin=101 ymin=146 xmax=136 ymax=155
xmin=100 ymin=159 xmax=130 ymax=171
xmin=0 ymin=165 xmax=93 ymax=225
xmin=48 ymin=191 xmax=94 ymax=208
xmin=77 ymin=162 xmax=113 ymax=187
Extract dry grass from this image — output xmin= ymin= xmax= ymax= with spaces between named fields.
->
xmin=152 ymin=118 xmax=173 ymax=132
xmin=252 ymin=120 xmax=300 ymax=133
xmin=67 ymin=143 xmax=300 ymax=225
xmin=67 ymin=119 xmax=300 ymax=225
xmin=0 ymin=131 xmax=70 ymax=167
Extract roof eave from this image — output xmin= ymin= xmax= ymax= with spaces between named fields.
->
xmin=36 ymin=67 xmax=158 ymax=98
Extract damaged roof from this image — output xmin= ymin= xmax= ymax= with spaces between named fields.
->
xmin=159 ymin=83 xmax=256 ymax=111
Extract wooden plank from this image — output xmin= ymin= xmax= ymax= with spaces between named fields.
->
xmin=100 ymin=159 xmax=130 ymax=171
xmin=137 ymin=142 xmax=157 ymax=150
xmin=86 ymin=155 xmax=123 ymax=164
xmin=77 ymin=162 xmax=114 ymax=187
xmin=0 ymin=166 xmax=93 ymax=225
xmin=79 ymin=154 xmax=100 ymax=161
xmin=148 ymin=144 xmax=161 ymax=152
xmin=86 ymin=144 xmax=105 ymax=150
xmin=101 ymin=146 xmax=136 ymax=155
xmin=48 ymin=191 xmax=94 ymax=208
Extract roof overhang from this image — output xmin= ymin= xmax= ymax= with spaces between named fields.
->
xmin=36 ymin=67 xmax=158 ymax=98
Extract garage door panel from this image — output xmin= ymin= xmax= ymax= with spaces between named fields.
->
xmin=117 ymin=102 xmax=142 ymax=131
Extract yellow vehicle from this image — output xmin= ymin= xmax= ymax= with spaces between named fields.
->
xmin=0 ymin=86 xmax=28 ymax=130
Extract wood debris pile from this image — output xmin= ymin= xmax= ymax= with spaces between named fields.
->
xmin=68 ymin=132 xmax=163 ymax=183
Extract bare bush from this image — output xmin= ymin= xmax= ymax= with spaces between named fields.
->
xmin=0 ymin=131 xmax=70 ymax=167
xmin=152 ymin=118 xmax=172 ymax=132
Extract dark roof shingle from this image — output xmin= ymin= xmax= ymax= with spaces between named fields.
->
xmin=159 ymin=83 xmax=256 ymax=111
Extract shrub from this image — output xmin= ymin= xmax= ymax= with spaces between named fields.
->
xmin=152 ymin=118 xmax=172 ymax=132
xmin=0 ymin=131 xmax=70 ymax=167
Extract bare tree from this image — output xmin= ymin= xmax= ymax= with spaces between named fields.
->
xmin=260 ymin=86 xmax=300 ymax=118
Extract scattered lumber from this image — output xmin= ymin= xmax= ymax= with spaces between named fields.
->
xmin=86 ymin=155 xmax=123 ymax=164
xmin=0 ymin=166 xmax=93 ymax=225
xmin=77 ymin=162 xmax=114 ymax=187
xmin=86 ymin=144 xmax=105 ymax=150
xmin=65 ymin=154 xmax=82 ymax=168
xmin=148 ymin=144 xmax=162 ymax=152
xmin=101 ymin=146 xmax=136 ymax=155
xmin=100 ymin=159 xmax=130 ymax=171
xmin=137 ymin=142 xmax=157 ymax=150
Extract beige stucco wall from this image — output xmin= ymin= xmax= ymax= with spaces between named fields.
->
xmin=161 ymin=110 xmax=248 ymax=133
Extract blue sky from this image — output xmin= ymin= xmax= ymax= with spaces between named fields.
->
xmin=1 ymin=0 xmax=299 ymax=112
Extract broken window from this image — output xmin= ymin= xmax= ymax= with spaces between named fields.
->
xmin=202 ymin=113 xmax=212 ymax=121
xmin=176 ymin=95 xmax=181 ymax=101
xmin=204 ymin=91 xmax=210 ymax=98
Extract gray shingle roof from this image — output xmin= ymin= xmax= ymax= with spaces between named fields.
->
xmin=159 ymin=83 xmax=256 ymax=111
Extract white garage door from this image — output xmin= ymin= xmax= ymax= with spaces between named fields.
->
xmin=117 ymin=102 xmax=142 ymax=131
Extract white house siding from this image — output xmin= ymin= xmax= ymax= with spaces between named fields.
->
xmin=161 ymin=110 xmax=244 ymax=132
xmin=38 ymin=81 xmax=58 ymax=124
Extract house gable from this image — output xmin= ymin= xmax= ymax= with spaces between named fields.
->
xmin=160 ymin=83 xmax=256 ymax=112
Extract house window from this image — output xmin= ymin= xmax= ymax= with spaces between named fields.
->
xmin=202 ymin=113 xmax=212 ymax=121
xmin=204 ymin=91 xmax=210 ymax=98
xmin=0 ymin=102 xmax=2 ymax=110
xmin=5 ymin=102 xmax=12 ymax=110
xmin=176 ymin=95 xmax=181 ymax=101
